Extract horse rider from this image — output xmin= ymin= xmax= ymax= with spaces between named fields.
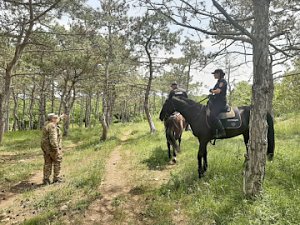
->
xmin=209 ymin=69 xmax=227 ymax=138
xmin=168 ymin=81 xmax=188 ymax=99
xmin=168 ymin=81 xmax=190 ymax=130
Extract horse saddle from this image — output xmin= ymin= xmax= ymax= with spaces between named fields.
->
xmin=207 ymin=106 xmax=242 ymax=129
xmin=170 ymin=112 xmax=181 ymax=119
xmin=218 ymin=105 xmax=235 ymax=119
xmin=219 ymin=107 xmax=242 ymax=129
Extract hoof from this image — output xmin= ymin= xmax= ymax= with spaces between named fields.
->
xmin=169 ymin=158 xmax=177 ymax=165
xmin=198 ymin=172 xmax=205 ymax=179
xmin=267 ymin=153 xmax=274 ymax=161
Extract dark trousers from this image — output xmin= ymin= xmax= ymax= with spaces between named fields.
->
xmin=209 ymin=101 xmax=226 ymax=129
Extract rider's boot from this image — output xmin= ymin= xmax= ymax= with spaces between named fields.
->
xmin=214 ymin=120 xmax=226 ymax=138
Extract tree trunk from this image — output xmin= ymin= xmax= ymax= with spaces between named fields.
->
xmin=101 ymin=62 xmax=110 ymax=140
xmin=243 ymin=0 xmax=271 ymax=198
xmin=186 ymin=57 xmax=192 ymax=93
xmin=152 ymin=93 xmax=156 ymax=114
xmin=39 ymin=74 xmax=47 ymax=129
xmin=139 ymin=89 xmax=144 ymax=115
xmin=0 ymin=94 xmax=5 ymax=142
xmin=100 ymin=23 xmax=113 ymax=141
xmin=63 ymin=83 xmax=76 ymax=137
xmin=63 ymin=105 xmax=71 ymax=136
xmin=19 ymin=87 xmax=26 ymax=130
xmin=94 ymin=91 xmax=100 ymax=121
xmin=100 ymin=113 xmax=108 ymax=141
xmin=0 ymin=99 xmax=4 ymax=144
xmin=51 ymin=79 xmax=55 ymax=113
xmin=29 ymin=79 xmax=36 ymax=130
xmin=85 ymin=93 xmax=92 ymax=128
xmin=4 ymin=98 xmax=10 ymax=132
xmin=0 ymin=67 xmax=13 ymax=141
xmin=79 ymin=95 xmax=84 ymax=127
xmin=144 ymin=44 xmax=156 ymax=133
xmin=12 ymin=90 xmax=19 ymax=131
xmin=226 ymin=54 xmax=232 ymax=104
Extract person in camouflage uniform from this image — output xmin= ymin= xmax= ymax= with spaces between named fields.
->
xmin=41 ymin=113 xmax=63 ymax=184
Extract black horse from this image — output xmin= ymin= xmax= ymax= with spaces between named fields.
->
xmin=159 ymin=97 xmax=275 ymax=178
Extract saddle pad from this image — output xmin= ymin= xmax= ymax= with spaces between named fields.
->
xmin=218 ymin=107 xmax=235 ymax=119
xmin=220 ymin=107 xmax=242 ymax=129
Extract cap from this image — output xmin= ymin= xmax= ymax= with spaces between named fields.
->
xmin=47 ymin=113 xmax=59 ymax=120
xmin=171 ymin=81 xmax=178 ymax=86
xmin=212 ymin=69 xmax=225 ymax=76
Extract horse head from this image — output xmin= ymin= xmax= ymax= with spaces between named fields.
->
xmin=159 ymin=98 xmax=176 ymax=121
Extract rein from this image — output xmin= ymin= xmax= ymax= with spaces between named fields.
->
xmin=198 ymin=95 xmax=209 ymax=103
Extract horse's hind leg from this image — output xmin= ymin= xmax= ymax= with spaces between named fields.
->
xmin=243 ymin=132 xmax=249 ymax=164
xmin=178 ymin=136 xmax=181 ymax=152
xmin=172 ymin=145 xmax=177 ymax=163
xmin=172 ymin=139 xmax=178 ymax=163
xmin=167 ymin=141 xmax=171 ymax=160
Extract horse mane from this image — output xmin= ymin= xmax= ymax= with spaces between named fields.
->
xmin=173 ymin=97 xmax=205 ymax=109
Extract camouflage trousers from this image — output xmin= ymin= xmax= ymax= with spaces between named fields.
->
xmin=42 ymin=148 xmax=62 ymax=181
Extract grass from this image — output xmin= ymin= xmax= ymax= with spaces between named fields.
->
xmin=0 ymin=130 xmax=42 ymax=187
xmin=0 ymin=114 xmax=299 ymax=224
xmin=117 ymin=115 xmax=300 ymax=225
xmin=0 ymin=124 xmax=126 ymax=224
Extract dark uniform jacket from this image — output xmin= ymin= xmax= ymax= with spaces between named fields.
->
xmin=168 ymin=88 xmax=188 ymax=99
xmin=210 ymin=78 xmax=227 ymax=105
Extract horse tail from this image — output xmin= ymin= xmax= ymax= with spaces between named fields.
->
xmin=166 ymin=126 xmax=177 ymax=150
xmin=267 ymin=113 xmax=275 ymax=160
xmin=165 ymin=118 xmax=178 ymax=150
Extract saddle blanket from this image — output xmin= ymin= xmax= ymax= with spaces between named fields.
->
xmin=219 ymin=107 xmax=242 ymax=129
xmin=206 ymin=106 xmax=242 ymax=129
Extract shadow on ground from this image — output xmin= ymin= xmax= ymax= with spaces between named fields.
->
xmin=142 ymin=146 xmax=170 ymax=170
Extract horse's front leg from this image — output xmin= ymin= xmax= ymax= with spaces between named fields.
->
xmin=203 ymin=142 xmax=208 ymax=172
xmin=198 ymin=140 xmax=208 ymax=178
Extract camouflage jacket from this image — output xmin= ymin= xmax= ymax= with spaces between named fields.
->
xmin=41 ymin=122 xmax=62 ymax=151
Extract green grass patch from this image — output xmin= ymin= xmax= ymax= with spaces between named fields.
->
xmin=2 ymin=115 xmax=300 ymax=224
xmin=119 ymin=116 xmax=300 ymax=225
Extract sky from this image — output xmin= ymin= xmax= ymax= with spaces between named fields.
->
xmin=82 ymin=0 xmax=287 ymax=94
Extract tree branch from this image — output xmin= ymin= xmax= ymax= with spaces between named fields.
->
xmin=212 ymin=0 xmax=254 ymax=40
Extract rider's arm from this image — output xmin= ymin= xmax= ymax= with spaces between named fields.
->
xmin=211 ymin=88 xmax=221 ymax=94
xmin=211 ymin=81 xmax=225 ymax=94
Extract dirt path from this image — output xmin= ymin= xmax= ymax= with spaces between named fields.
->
xmin=78 ymin=130 xmax=178 ymax=225
xmin=81 ymin=131 xmax=144 ymax=224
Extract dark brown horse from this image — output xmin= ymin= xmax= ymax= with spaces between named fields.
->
xmin=160 ymin=97 xmax=275 ymax=178
xmin=160 ymin=112 xmax=186 ymax=163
